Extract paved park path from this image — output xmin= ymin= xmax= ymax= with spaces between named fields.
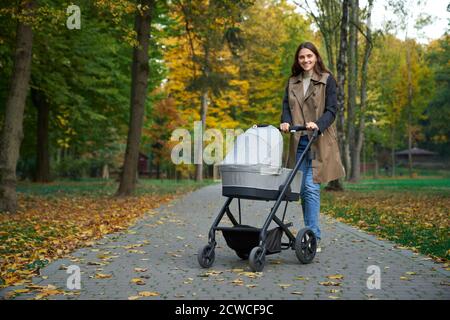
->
xmin=1 ymin=184 xmax=449 ymax=300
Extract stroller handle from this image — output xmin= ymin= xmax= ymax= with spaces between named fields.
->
xmin=254 ymin=124 xmax=318 ymax=137
xmin=289 ymin=125 xmax=307 ymax=132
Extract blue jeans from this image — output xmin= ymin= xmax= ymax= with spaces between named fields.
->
xmin=295 ymin=135 xmax=321 ymax=240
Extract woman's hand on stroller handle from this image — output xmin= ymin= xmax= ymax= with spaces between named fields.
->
xmin=279 ymin=123 xmax=318 ymax=134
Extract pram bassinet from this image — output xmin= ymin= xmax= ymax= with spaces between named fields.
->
xmin=219 ymin=125 xmax=302 ymax=201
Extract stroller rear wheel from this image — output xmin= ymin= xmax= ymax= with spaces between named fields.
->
xmin=198 ymin=244 xmax=215 ymax=268
xmin=249 ymin=246 xmax=266 ymax=272
xmin=295 ymin=228 xmax=317 ymax=264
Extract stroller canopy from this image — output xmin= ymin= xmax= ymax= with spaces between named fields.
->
xmin=221 ymin=125 xmax=283 ymax=168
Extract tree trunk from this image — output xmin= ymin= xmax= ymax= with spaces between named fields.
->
xmin=406 ymin=40 xmax=413 ymax=177
xmin=102 ymin=164 xmax=109 ymax=179
xmin=195 ymin=42 xmax=210 ymax=182
xmin=391 ymin=126 xmax=396 ymax=177
xmin=31 ymin=87 xmax=51 ymax=182
xmin=0 ymin=1 xmax=35 ymax=213
xmin=347 ymin=0 xmax=359 ymax=181
xmin=326 ymin=0 xmax=349 ymax=192
xmin=117 ymin=0 xmax=154 ymax=196
xmin=352 ymin=0 xmax=373 ymax=182
xmin=195 ymin=90 xmax=208 ymax=181
xmin=374 ymin=142 xmax=379 ymax=179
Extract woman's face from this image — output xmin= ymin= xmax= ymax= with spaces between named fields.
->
xmin=298 ymin=48 xmax=317 ymax=72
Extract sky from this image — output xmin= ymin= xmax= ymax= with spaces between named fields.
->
xmin=291 ymin=0 xmax=449 ymax=44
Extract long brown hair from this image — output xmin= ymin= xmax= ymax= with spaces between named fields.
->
xmin=290 ymin=42 xmax=330 ymax=77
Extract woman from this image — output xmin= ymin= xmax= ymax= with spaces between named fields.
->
xmin=280 ymin=42 xmax=345 ymax=252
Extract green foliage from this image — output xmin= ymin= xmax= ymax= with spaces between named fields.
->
xmin=423 ymin=35 xmax=450 ymax=156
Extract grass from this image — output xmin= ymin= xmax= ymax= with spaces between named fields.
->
xmin=338 ymin=177 xmax=450 ymax=195
xmin=16 ymin=178 xmax=216 ymax=197
xmin=321 ymin=175 xmax=450 ymax=262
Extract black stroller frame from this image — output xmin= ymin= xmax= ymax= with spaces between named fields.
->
xmin=198 ymin=125 xmax=319 ymax=272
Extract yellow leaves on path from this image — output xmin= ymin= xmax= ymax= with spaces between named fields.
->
xmin=319 ymin=281 xmax=341 ymax=287
xmin=131 ymin=278 xmax=146 ymax=285
xmin=6 ymin=284 xmax=76 ymax=300
xmin=128 ymin=291 xmax=160 ymax=300
xmin=326 ymin=274 xmax=344 ymax=280
xmin=231 ymin=278 xmax=244 ymax=286
xmin=0 ymin=194 xmax=174 ymax=288
xmin=94 ymin=273 xmax=112 ymax=279
xmin=138 ymin=291 xmax=159 ymax=297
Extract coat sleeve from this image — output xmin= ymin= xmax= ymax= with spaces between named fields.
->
xmin=280 ymin=83 xmax=292 ymax=124
xmin=315 ymin=75 xmax=337 ymax=134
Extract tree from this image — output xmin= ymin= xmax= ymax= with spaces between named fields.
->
xmin=350 ymin=0 xmax=373 ymax=181
xmin=326 ymin=0 xmax=349 ymax=191
xmin=423 ymin=35 xmax=450 ymax=157
xmin=117 ymin=0 xmax=155 ymax=196
xmin=0 ymin=0 xmax=36 ymax=213
xmin=172 ymin=0 xmax=253 ymax=181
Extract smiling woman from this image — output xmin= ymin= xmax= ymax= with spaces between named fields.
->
xmin=280 ymin=41 xmax=345 ymax=251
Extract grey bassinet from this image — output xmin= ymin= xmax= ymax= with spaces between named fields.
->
xmin=219 ymin=125 xmax=302 ymax=201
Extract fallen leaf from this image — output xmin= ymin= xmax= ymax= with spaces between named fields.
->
xmin=14 ymin=289 xmax=31 ymax=294
xmin=238 ymin=272 xmax=262 ymax=279
xmin=131 ymin=278 xmax=146 ymax=285
xmin=94 ymin=273 xmax=112 ymax=279
xmin=319 ymin=281 xmax=341 ymax=286
xmin=128 ymin=250 xmax=146 ymax=254
xmin=326 ymin=274 xmax=344 ymax=280
xmin=138 ymin=291 xmax=159 ymax=297
xmin=329 ymin=289 xmax=341 ymax=293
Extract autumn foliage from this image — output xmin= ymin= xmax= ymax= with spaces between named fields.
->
xmin=0 ymin=193 xmax=175 ymax=288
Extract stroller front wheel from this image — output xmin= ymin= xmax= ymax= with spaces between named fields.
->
xmin=198 ymin=244 xmax=215 ymax=268
xmin=249 ymin=246 xmax=266 ymax=272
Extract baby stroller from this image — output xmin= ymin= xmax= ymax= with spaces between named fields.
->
xmin=197 ymin=124 xmax=318 ymax=272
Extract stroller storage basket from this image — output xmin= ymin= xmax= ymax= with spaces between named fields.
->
xmin=221 ymin=225 xmax=283 ymax=255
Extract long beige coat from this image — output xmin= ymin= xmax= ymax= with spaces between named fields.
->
xmin=285 ymin=72 xmax=346 ymax=184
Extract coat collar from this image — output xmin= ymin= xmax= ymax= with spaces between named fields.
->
xmin=289 ymin=71 xmax=328 ymax=85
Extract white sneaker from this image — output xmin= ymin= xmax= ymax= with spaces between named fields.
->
xmin=316 ymin=239 xmax=322 ymax=253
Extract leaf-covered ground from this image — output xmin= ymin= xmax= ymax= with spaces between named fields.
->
xmin=322 ymin=177 xmax=450 ymax=262
xmin=0 ymin=179 xmax=213 ymax=288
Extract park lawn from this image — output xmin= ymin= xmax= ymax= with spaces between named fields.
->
xmin=0 ymin=179 xmax=214 ymax=289
xmin=321 ymin=177 xmax=450 ymax=263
